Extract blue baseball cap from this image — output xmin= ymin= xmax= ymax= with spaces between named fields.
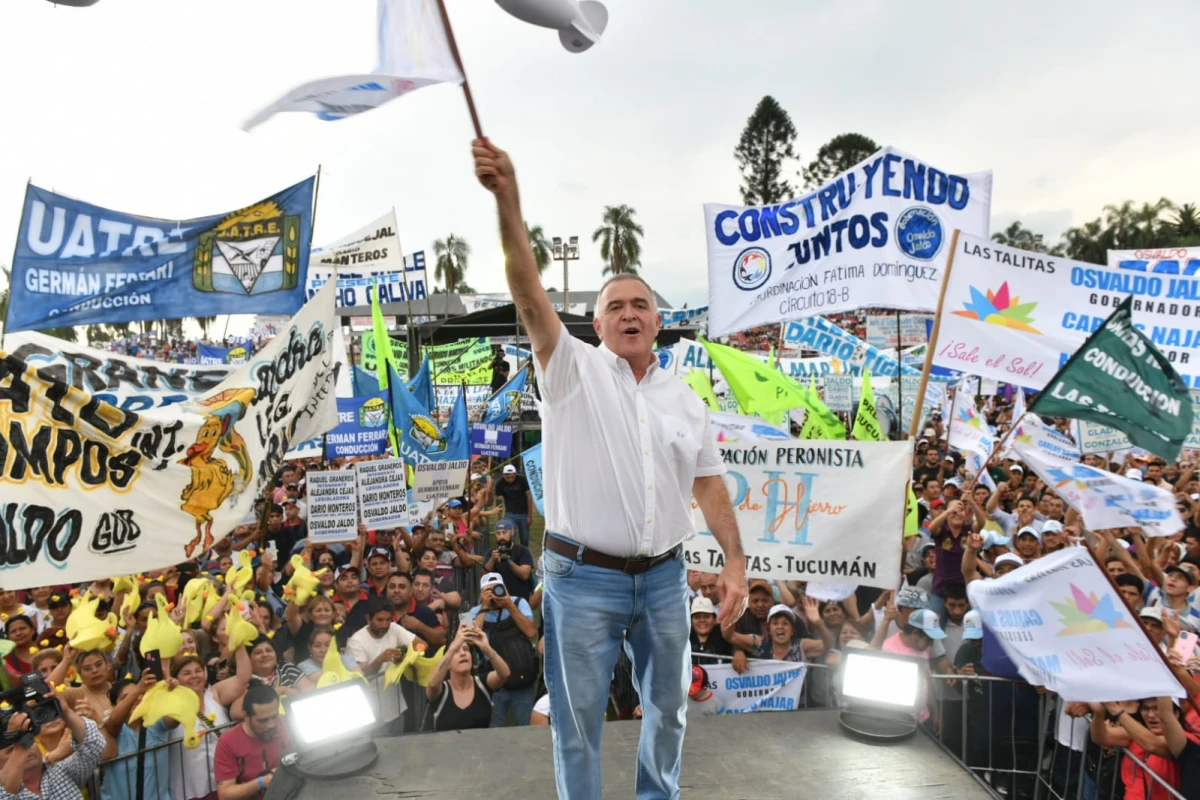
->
xmin=446 ymin=499 xmax=463 ymax=509
xmin=495 ymin=519 xmax=515 ymax=531
xmin=981 ymin=530 xmax=1011 ymax=550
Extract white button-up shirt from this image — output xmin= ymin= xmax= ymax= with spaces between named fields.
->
xmin=534 ymin=324 xmax=725 ymax=558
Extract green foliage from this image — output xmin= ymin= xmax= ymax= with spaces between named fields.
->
xmin=433 ymin=235 xmax=471 ymax=294
xmin=802 ymin=133 xmax=879 ymax=190
xmin=592 ymin=205 xmax=644 ymax=276
xmin=525 ymin=223 xmax=551 ymax=276
xmin=734 ymin=96 xmax=797 ymax=205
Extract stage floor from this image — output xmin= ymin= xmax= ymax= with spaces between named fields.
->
xmin=313 ymin=710 xmax=990 ymax=799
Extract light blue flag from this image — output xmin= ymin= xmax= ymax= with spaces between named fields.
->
xmin=387 ymin=361 xmax=467 ymax=464
xmin=407 ymin=355 xmax=436 ymax=413
xmin=352 ymin=366 xmax=377 ymax=397
xmin=483 ymin=366 xmax=528 ymax=424
xmin=444 ymin=386 xmax=470 ymax=461
xmin=521 ymin=443 xmax=545 ymax=515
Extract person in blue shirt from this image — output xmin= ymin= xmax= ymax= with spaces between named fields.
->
xmin=102 ymin=672 xmax=171 ymax=800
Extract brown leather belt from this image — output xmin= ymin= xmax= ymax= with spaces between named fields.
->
xmin=545 ymin=536 xmax=681 ymax=575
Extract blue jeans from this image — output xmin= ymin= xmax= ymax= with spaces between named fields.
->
xmin=542 ymin=535 xmax=689 ymax=800
xmin=491 ymin=683 xmax=537 ymax=727
xmin=506 ymin=513 xmax=531 ymax=548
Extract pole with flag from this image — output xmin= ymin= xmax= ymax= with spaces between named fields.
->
xmin=371 ymin=278 xmax=402 ymax=455
xmin=852 ymin=368 xmax=883 ymax=441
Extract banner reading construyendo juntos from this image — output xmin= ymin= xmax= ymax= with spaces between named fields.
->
xmin=704 ymin=146 xmax=992 ymax=337
xmin=934 ymin=232 xmax=1200 ymax=389
xmin=689 ymin=440 xmax=910 ymax=589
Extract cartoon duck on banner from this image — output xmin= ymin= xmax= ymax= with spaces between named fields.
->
xmin=179 ymin=388 xmax=256 ymax=558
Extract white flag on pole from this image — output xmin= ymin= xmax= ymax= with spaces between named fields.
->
xmin=244 ymin=0 xmax=464 ymax=130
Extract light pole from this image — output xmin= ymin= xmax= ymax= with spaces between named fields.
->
xmin=552 ymin=235 xmax=580 ymax=312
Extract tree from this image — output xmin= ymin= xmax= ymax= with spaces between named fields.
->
xmin=194 ymin=316 xmax=218 ymax=337
xmin=802 ymin=133 xmax=879 ymax=190
xmin=592 ymin=205 xmax=644 ymax=276
xmin=525 ymin=223 xmax=551 ymax=277
xmin=1170 ymin=203 xmax=1200 ymax=242
xmin=733 ymin=96 xmax=797 ymax=205
xmin=992 ymin=221 xmax=1049 ymax=253
xmin=433 ymin=235 xmax=470 ymax=294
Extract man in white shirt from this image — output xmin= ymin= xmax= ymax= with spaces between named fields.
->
xmin=346 ymin=597 xmax=419 ymax=731
xmin=473 ymin=139 xmax=748 ymax=800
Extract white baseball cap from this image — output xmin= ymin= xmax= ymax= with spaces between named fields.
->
xmin=908 ymin=609 xmax=946 ymax=640
xmin=1041 ymin=520 xmax=1064 ymax=534
xmin=767 ymin=603 xmax=796 ymax=623
xmin=962 ymin=609 xmax=984 ymax=640
xmin=1126 ymin=468 xmax=1144 ymax=481
xmin=690 ymin=596 xmax=716 ymax=616
xmin=503 ymin=465 xmax=517 ymax=474
xmin=994 ymin=553 xmax=1025 ymax=570
xmin=480 ymin=572 xmax=505 ymax=590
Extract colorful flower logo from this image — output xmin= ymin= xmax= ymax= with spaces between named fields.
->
xmin=956 ymin=407 xmax=983 ymax=429
xmin=1051 ymin=584 xmax=1132 ymax=636
xmin=953 ymin=282 xmax=1041 ymax=334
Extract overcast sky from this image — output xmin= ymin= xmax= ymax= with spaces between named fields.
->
xmin=2 ymin=0 xmax=1199 ymax=317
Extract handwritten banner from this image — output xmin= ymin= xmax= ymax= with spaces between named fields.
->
xmin=689 ymin=440 xmax=911 ymax=588
xmin=967 ymin=547 xmax=1181 ymax=701
xmin=355 ymin=458 xmax=408 ymax=529
xmin=307 ymin=470 xmax=360 ymax=543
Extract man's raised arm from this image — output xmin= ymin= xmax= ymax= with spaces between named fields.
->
xmin=473 ymin=138 xmax=560 ymax=369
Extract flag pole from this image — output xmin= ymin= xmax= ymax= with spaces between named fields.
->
xmin=895 ymin=309 xmax=904 ymax=439
xmin=434 ymin=0 xmax=484 ymax=140
xmin=908 ymin=229 xmax=961 ymax=439
xmin=963 ymin=412 xmax=1027 ymax=494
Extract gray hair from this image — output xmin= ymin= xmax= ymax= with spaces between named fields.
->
xmin=596 ymin=273 xmax=655 ymax=309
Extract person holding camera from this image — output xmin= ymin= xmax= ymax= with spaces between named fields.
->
xmin=424 ymin=624 xmax=510 ymax=732
xmin=483 ymin=520 xmax=534 ymax=600
xmin=0 ymin=682 xmax=104 ymax=800
xmin=469 ymin=573 xmax=538 ymax=727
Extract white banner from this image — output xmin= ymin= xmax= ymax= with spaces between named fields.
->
xmin=948 ymin=401 xmax=992 ymax=456
xmin=1014 ymin=441 xmax=1184 ymax=536
xmin=708 ymin=413 xmax=793 ymax=444
xmin=693 ymin=660 xmax=807 ymax=715
xmin=412 ymin=459 xmax=469 ymax=504
xmin=1002 ymin=413 xmax=1080 ymax=464
xmin=356 ymin=458 xmax=408 ymax=529
xmin=0 ymin=282 xmax=340 ymax=589
xmin=866 ymin=313 xmax=932 ymax=349
xmin=705 ymin=146 xmax=992 ymax=337
xmin=822 ymin=375 xmax=853 ymax=412
xmin=934 ymin=233 xmax=1200 ymax=389
xmin=967 ymin=547 xmax=1181 ymax=702
xmin=305 ymin=211 xmax=427 ymax=307
xmin=1108 ymin=247 xmax=1200 ymax=275
xmin=689 ymin=440 xmax=911 ymax=588
xmin=1074 ymin=419 xmax=1133 ymax=455
xmin=307 ymin=470 xmax=360 ymax=544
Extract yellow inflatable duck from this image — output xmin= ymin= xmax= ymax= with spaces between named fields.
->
xmin=65 ymin=594 xmax=99 ymax=641
xmin=112 ymin=575 xmax=137 ymax=595
xmin=408 ymin=645 xmax=445 ymax=687
xmin=316 ymin=640 xmax=364 ymax=688
xmin=119 ymin=580 xmax=140 ymax=624
xmin=131 ymin=683 xmax=202 ymax=748
xmin=68 ymin=615 xmax=118 ymax=652
xmin=140 ymin=594 xmax=183 ymax=659
xmin=282 ymin=556 xmax=327 ymax=607
xmin=225 ymin=551 xmax=254 ymax=596
xmin=224 ymin=605 xmax=259 ymax=653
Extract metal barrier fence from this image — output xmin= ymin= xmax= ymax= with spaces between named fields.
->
xmin=83 ymin=652 xmax=1188 ymax=800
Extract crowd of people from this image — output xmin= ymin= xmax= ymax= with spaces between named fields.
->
xmin=4 ymin=354 xmax=1200 ymax=799
xmin=99 ymin=329 xmax=277 ymax=364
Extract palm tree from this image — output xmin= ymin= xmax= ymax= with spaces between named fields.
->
xmin=592 ymin=205 xmax=644 ymax=276
xmin=433 ymin=235 xmax=470 ymax=294
xmin=1171 ymin=203 xmax=1200 ymax=242
xmin=525 ymin=223 xmax=551 ymax=277
xmin=992 ymin=221 xmax=1046 ymax=252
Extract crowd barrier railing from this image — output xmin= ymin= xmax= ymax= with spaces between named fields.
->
xmin=83 ymin=653 xmax=1188 ymax=800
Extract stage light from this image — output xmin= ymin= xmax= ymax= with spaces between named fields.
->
xmin=285 ymin=680 xmax=376 ymax=747
xmin=837 ymin=650 xmax=924 ymax=741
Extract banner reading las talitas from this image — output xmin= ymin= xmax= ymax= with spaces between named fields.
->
xmin=934 ymin=232 xmax=1200 ymax=389
xmin=689 ymin=440 xmax=910 ymax=588
xmin=8 ymin=179 xmax=315 ymax=332
xmin=967 ymin=547 xmax=1181 ymax=701
xmin=0 ymin=282 xmax=340 ymax=589
xmin=705 ymin=147 xmax=992 ymax=337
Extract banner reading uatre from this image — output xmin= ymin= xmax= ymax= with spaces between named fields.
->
xmin=705 ymin=146 xmax=992 ymax=337
xmin=7 ymin=179 xmax=315 ymax=332
xmin=0 ymin=282 xmax=340 ymax=589
xmin=934 ymin=232 xmax=1200 ymax=389
xmin=689 ymin=440 xmax=910 ymax=588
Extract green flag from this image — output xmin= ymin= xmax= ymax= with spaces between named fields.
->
xmin=370 ymin=279 xmax=395 ymax=392
xmin=803 ymin=377 xmax=847 ymax=440
xmin=797 ymin=409 xmax=824 ymax=440
xmin=1028 ymin=296 xmax=1192 ymax=461
xmin=904 ymin=484 xmax=920 ymax=538
xmin=852 ymin=368 xmax=883 ymax=441
xmin=699 ymin=338 xmax=809 ymax=415
xmin=683 ymin=368 xmax=720 ymax=411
